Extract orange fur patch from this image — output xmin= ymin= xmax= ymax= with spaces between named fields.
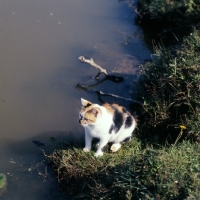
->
xmin=102 ymin=103 xmax=114 ymax=114
xmin=103 ymin=103 xmax=129 ymax=121
xmin=112 ymin=104 xmax=124 ymax=113
xmin=84 ymin=111 xmax=96 ymax=123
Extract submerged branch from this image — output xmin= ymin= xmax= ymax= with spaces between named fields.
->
xmin=78 ymin=56 xmax=108 ymax=78
xmin=76 ymin=75 xmax=124 ymax=91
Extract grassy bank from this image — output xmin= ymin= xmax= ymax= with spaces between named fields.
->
xmin=45 ymin=1 xmax=200 ymax=199
xmin=134 ymin=28 xmax=200 ymax=145
xmin=46 ymin=137 xmax=200 ymax=199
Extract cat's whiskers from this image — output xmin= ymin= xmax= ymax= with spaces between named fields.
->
xmin=75 ymin=100 xmax=83 ymax=112
xmin=75 ymin=107 xmax=81 ymax=114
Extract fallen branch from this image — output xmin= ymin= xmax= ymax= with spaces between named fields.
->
xmin=78 ymin=56 xmax=108 ymax=78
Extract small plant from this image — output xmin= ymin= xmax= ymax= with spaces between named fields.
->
xmin=0 ymin=173 xmax=7 ymax=197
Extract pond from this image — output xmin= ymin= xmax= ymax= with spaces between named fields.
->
xmin=0 ymin=0 xmax=150 ymax=199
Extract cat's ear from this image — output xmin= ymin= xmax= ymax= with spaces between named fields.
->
xmin=81 ymin=98 xmax=92 ymax=107
xmin=91 ymin=108 xmax=99 ymax=117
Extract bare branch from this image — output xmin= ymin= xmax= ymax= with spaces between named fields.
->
xmin=78 ymin=56 xmax=108 ymax=76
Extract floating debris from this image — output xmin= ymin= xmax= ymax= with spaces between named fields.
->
xmin=0 ymin=173 xmax=7 ymax=197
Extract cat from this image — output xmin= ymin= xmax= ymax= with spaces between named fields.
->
xmin=79 ymin=98 xmax=136 ymax=157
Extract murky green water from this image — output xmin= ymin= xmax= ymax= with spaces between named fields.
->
xmin=0 ymin=0 xmax=150 ymax=199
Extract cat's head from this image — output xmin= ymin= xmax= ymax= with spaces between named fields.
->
xmin=79 ymin=98 xmax=101 ymax=126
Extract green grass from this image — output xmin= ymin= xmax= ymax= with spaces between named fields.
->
xmin=102 ymin=141 xmax=200 ymax=200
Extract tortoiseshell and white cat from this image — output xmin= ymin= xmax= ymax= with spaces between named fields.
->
xmin=79 ymin=98 xmax=136 ymax=157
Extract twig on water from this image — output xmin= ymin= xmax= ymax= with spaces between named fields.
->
xmin=78 ymin=56 xmax=108 ymax=79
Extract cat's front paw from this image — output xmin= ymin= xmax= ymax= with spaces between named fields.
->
xmin=83 ymin=148 xmax=90 ymax=152
xmin=94 ymin=151 xmax=103 ymax=157
xmin=110 ymin=143 xmax=121 ymax=152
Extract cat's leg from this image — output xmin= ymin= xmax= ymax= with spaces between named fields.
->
xmin=110 ymin=132 xmax=132 ymax=152
xmin=94 ymin=138 xmax=108 ymax=157
xmin=83 ymin=132 xmax=92 ymax=152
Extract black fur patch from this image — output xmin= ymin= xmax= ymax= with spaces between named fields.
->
xmin=109 ymin=124 xmax=114 ymax=134
xmin=101 ymin=145 xmax=107 ymax=152
xmin=121 ymin=136 xmax=131 ymax=143
xmin=112 ymin=106 xmax=123 ymax=133
xmin=125 ymin=115 xmax=133 ymax=128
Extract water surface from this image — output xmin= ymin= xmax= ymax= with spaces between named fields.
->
xmin=0 ymin=0 xmax=150 ymax=199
